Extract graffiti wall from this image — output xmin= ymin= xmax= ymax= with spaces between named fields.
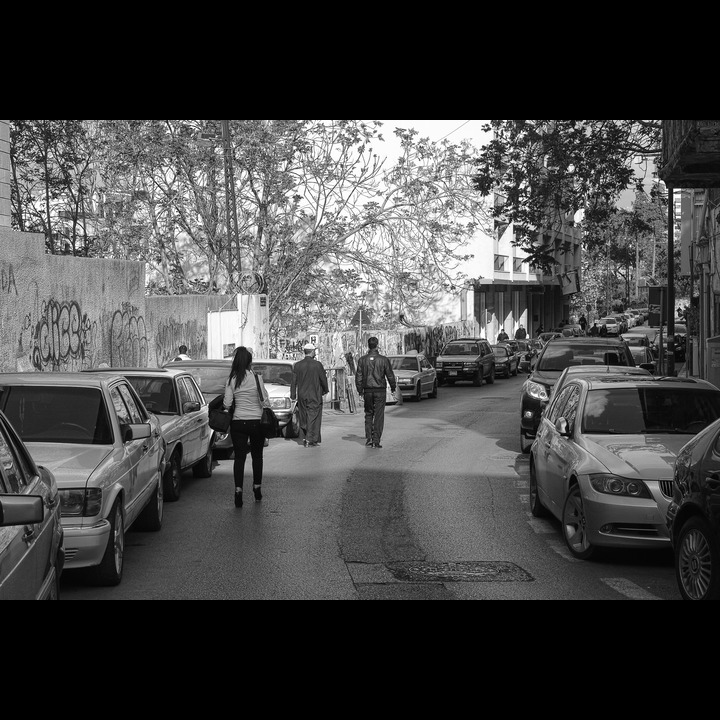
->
xmin=0 ymin=229 xmax=224 ymax=372
xmin=146 ymin=295 xmax=228 ymax=366
xmin=0 ymin=229 xmax=473 ymax=376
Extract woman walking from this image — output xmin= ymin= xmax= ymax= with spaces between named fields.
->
xmin=223 ymin=346 xmax=271 ymax=508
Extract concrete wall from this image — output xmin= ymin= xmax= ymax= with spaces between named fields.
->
xmin=0 ymin=228 xmax=227 ymax=372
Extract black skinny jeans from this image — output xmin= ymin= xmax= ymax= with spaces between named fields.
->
xmin=230 ymin=419 xmax=264 ymax=490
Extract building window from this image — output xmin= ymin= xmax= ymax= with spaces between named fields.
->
xmin=494 ymin=255 xmax=508 ymax=272
xmin=513 ymin=257 xmax=524 ymax=273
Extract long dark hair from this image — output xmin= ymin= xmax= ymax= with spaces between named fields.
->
xmin=228 ymin=346 xmax=253 ymax=388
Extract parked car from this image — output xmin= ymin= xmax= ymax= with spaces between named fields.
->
xmin=435 ymin=338 xmax=495 ymax=387
xmin=520 ymin=336 xmax=636 ymax=453
xmin=530 ymin=375 xmax=720 ymax=560
xmin=599 ymin=317 xmax=621 ymax=336
xmin=165 ymin=357 xmax=301 ymax=447
xmin=0 ymin=372 xmax=165 ymax=586
xmin=549 ymin=364 xmax=652 ymax=403
xmin=629 ymin=345 xmax=658 ymax=373
xmin=538 ymin=332 xmax=562 ymax=344
xmin=85 ymin=367 xmax=214 ymax=502
xmin=558 ymin=324 xmax=585 ymax=337
xmin=623 ymin=326 xmax=661 ymax=357
xmin=667 ymin=416 xmax=720 ymax=600
xmin=0 ymin=409 xmax=64 ymax=600
xmin=387 ymin=352 xmax=437 ymax=401
xmin=491 ymin=344 xmax=519 ymax=378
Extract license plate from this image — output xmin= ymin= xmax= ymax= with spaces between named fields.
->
xmin=449 ymin=370 xmax=457 ymax=376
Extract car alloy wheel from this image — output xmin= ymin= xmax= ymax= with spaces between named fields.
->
xmin=562 ymin=484 xmax=595 ymax=560
xmin=676 ymin=516 xmax=720 ymax=600
xmin=89 ymin=498 xmax=124 ymax=586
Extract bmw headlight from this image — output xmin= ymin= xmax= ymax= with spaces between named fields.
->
xmin=589 ymin=474 xmax=652 ymax=499
xmin=523 ymin=380 xmax=550 ymax=402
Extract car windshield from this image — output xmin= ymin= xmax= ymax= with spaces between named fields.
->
xmin=126 ymin=377 xmax=177 ymax=414
xmin=182 ymin=366 xmax=230 ymax=395
xmin=443 ymin=343 xmax=479 ymax=355
xmin=582 ymin=387 xmax=720 ymax=434
xmin=538 ymin=344 xmax=631 ymax=372
xmin=0 ymin=385 xmax=113 ymax=444
xmin=253 ymin=363 xmax=293 ymax=385
xmin=389 ymin=357 xmax=419 ymax=371
xmin=629 ymin=348 xmax=650 ymax=363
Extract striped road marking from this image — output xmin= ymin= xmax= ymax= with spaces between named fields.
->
xmin=600 ymin=578 xmax=662 ymax=600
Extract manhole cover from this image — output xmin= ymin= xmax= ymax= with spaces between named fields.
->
xmin=385 ymin=561 xmax=534 ymax=583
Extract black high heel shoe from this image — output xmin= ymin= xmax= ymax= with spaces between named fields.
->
xmin=253 ymin=485 xmax=262 ymax=502
xmin=234 ymin=489 xmax=243 ymax=508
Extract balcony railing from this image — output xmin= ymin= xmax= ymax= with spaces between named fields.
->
xmin=659 ymin=120 xmax=720 ymax=188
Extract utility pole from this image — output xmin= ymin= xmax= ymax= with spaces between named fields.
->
xmin=667 ymin=185 xmax=675 ymax=377
xmin=221 ymin=120 xmax=241 ymax=291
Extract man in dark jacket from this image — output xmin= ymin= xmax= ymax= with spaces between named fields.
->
xmin=355 ymin=336 xmax=397 ymax=449
xmin=291 ymin=343 xmax=329 ymax=447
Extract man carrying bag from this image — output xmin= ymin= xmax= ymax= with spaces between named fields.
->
xmin=291 ymin=343 xmax=329 ymax=448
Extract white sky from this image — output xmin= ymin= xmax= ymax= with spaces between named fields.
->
xmin=373 ymin=120 xmax=491 ymax=162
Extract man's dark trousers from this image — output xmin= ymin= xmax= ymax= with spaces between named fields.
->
xmin=363 ymin=389 xmax=387 ymax=444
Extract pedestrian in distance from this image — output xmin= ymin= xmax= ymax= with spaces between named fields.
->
xmin=579 ymin=314 xmax=587 ymax=332
xmin=514 ymin=324 xmax=527 ymax=340
xmin=174 ymin=344 xmax=191 ymax=361
xmin=223 ymin=346 xmax=271 ymax=508
xmin=497 ymin=328 xmax=509 ymax=342
xmin=535 ymin=323 xmax=544 ymax=338
xmin=355 ymin=336 xmax=397 ymax=449
xmin=589 ymin=321 xmax=599 ymax=337
xmin=599 ymin=322 xmax=608 ymax=337
xmin=290 ymin=343 xmax=329 ymax=448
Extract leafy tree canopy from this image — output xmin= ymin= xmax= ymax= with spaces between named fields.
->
xmin=472 ymin=120 xmax=663 ymax=271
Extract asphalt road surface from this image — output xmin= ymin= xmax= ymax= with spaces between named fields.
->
xmin=60 ymin=372 xmax=680 ymax=600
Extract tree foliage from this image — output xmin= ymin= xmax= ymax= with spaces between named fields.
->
xmin=472 ymin=120 xmax=664 ymax=271
xmin=10 ymin=119 xmax=493 ymax=341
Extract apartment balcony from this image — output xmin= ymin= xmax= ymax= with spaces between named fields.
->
xmin=659 ymin=120 xmax=720 ymax=188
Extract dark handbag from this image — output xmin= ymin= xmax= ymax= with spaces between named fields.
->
xmin=208 ymin=393 xmax=234 ymax=433
xmin=254 ymin=374 xmax=280 ymax=439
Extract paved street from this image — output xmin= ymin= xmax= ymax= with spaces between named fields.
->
xmin=59 ymin=375 xmax=679 ymax=600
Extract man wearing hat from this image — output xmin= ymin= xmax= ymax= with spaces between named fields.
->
xmin=290 ymin=343 xmax=329 ymax=447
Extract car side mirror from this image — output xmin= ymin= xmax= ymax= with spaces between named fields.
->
xmin=0 ymin=494 xmax=43 ymax=526
xmin=183 ymin=401 xmax=201 ymax=413
xmin=121 ymin=423 xmax=152 ymax=443
xmin=555 ymin=417 xmax=570 ymax=436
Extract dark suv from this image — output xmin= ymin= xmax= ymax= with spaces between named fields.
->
xmin=519 ymin=336 xmax=636 ymax=453
xmin=435 ymin=338 xmax=495 ymax=387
